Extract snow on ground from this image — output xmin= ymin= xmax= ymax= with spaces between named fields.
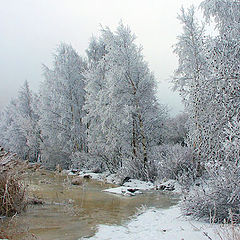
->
xmin=66 ymin=170 xmax=219 ymax=240
xmin=122 ymin=179 xmax=154 ymax=190
xmin=85 ymin=206 xmax=217 ymax=240
xmin=69 ymin=170 xmax=121 ymax=184
xmin=103 ymin=179 xmax=154 ymax=196
xmin=67 ymin=170 xmax=181 ymax=196
xmin=103 ymin=186 xmax=143 ymax=196
xmin=103 ymin=178 xmax=182 ymax=197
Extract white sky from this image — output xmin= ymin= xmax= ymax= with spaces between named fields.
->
xmin=0 ymin=0 xmax=203 ymax=115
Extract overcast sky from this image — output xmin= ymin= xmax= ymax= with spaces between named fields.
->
xmin=0 ymin=0 xmax=203 ymax=115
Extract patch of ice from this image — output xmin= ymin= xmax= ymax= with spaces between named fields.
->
xmin=77 ymin=172 xmax=104 ymax=181
xmin=62 ymin=169 xmax=71 ymax=174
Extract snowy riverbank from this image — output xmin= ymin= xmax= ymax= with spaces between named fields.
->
xmin=66 ymin=169 xmax=182 ymax=196
xmin=83 ymin=206 xmax=217 ymax=240
xmin=66 ymin=170 xmax=223 ymax=240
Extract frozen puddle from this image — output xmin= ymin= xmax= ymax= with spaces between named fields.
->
xmin=86 ymin=206 xmax=217 ymax=240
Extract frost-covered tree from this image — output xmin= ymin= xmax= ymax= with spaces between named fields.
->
xmin=84 ymin=23 xmax=168 ymax=179
xmin=200 ymin=0 xmax=240 ymax=163
xmin=165 ymin=112 xmax=189 ymax=145
xmin=175 ymin=0 xmax=240 ymax=222
xmin=173 ymin=6 xmax=209 ymax=164
xmin=174 ymin=2 xmax=240 ymax=164
xmin=82 ymin=37 xmax=110 ymax=170
xmin=0 ymin=99 xmax=28 ymax=158
xmin=40 ymin=43 xmax=87 ymax=168
xmin=17 ymin=81 xmax=40 ymax=161
xmin=0 ymin=81 xmax=40 ymax=161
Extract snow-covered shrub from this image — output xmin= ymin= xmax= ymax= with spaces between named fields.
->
xmin=182 ymin=117 xmax=240 ymax=223
xmin=224 ymin=117 xmax=240 ymax=164
xmin=150 ymin=144 xmax=195 ymax=184
xmin=181 ymin=161 xmax=240 ymax=223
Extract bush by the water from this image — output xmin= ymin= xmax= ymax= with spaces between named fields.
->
xmin=150 ymin=144 xmax=195 ymax=182
xmin=181 ymin=161 xmax=240 ymax=223
xmin=113 ymin=144 xmax=195 ymax=182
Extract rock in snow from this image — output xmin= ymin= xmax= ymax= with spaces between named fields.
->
xmin=155 ymin=179 xmax=182 ymax=194
xmin=71 ymin=177 xmax=84 ymax=185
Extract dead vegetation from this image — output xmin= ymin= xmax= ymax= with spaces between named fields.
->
xmin=215 ymin=225 xmax=240 ymax=240
xmin=0 ymin=148 xmax=28 ymax=217
xmin=0 ymin=148 xmax=46 ymax=239
xmin=214 ymin=211 xmax=240 ymax=240
xmin=0 ymin=174 xmax=27 ymax=217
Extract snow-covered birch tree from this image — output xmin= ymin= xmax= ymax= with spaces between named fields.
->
xmin=173 ymin=6 xmax=209 ymax=168
xmin=174 ymin=1 xmax=240 ymax=165
xmin=0 ymin=81 xmax=40 ymax=161
xmin=0 ymin=99 xmax=28 ymax=158
xmin=40 ymin=43 xmax=87 ymax=168
xmin=84 ymin=23 xmax=168 ymax=179
xmin=200 ymin=0 xmax=240 ymax=163
xmin=175 ymin=0 xmax=240 ymax=222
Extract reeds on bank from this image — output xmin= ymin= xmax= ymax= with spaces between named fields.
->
xmin=0 ymin=172 xmax=27 ymax=217
xmin=0 ymin=149 xmax=27 ymax=217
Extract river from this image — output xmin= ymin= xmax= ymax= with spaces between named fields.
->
xmin=1 ymin=170 xmax=178 ymax=240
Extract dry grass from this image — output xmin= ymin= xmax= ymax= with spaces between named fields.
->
xmin=0 ymin=150 xmax=28 ymax=217
xmin=0 ymin=153 xmax=39 ymax=240
xmin=215 ymin=223 xmax=240 ymax=240
xmin=0 ymin=149 xmax=44 ymax=239
xmin=0 ymin=172 xmax=27 ymax=217
xmin=214 ymin=211 xmax=240 ymax=240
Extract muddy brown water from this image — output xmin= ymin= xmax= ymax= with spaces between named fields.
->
xmin=1 ymin=170 xmax=179 ymax=240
